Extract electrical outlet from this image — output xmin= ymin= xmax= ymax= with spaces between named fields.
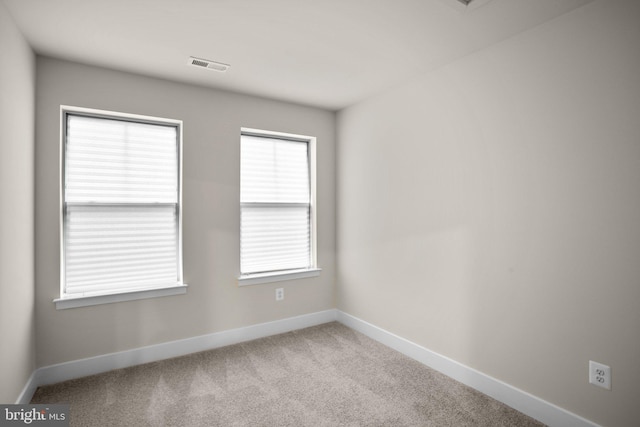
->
xmin=275 ymin=288 xmax=284 ymax=301
xmin=589 ymin=361 xmax=611 ymax=390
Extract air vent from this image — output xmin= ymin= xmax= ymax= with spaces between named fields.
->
xmin=187 ymin=56 xmax=230 ymax=72
xmin=442 ymin=0 xmax=491 ymax=13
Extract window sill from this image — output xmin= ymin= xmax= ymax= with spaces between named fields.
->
xmin=54 ymin=284 xmax=188 ymax=310
xmin=238 ymin=268 xmax=321 ymax=286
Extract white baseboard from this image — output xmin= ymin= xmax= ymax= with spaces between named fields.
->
xmin=18 ymin=307 xmax=599 ymax=427
xmin=336 ymin=311 xmax=600 ymax=427
xmin=19 ymin=309 xmax=337 ymax=403
xmin=16 ymin=370 xmax=39 ymax=405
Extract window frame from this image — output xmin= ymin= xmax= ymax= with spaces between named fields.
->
xmin=238 ymin=127 xmax=321 ymax=286
xmin=55 ymin=106 xmax=187 ymax=309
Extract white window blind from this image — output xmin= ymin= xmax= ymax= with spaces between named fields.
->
xmin=240 ymin=132 xmax=313 ymax=275
xmin=62 ymin=111 xmax=182 ymax=299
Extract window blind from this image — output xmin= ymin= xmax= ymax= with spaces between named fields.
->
xmin=240 ymin=134 xmax=311 ymax=275
xmin=63 ymin=113 xmax=180 ymax=297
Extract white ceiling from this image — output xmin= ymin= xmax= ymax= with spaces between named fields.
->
xmin=3 ymin=0 xmax=593 ymax=110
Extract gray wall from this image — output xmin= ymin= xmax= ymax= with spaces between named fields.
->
xmin=0 ymin=3 xmax=36 ymax=403
xmin=35 ymin=57 xmax=336 ymax=367
xmin=7 ymin=1 xmax=639 ymax=424
xmin=336 ymin=1 xmax=640 ymax=426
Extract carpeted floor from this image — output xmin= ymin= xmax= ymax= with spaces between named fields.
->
xmin=31 ymin=322 xmax=545 ymax=426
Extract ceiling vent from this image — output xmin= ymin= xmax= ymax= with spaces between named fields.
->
xmin=442 ymin=0 xmax=492 ymax=13
xmin=187 ymin=56 xmax=230 ymax=72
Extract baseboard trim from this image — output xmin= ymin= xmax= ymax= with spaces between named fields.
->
xmin=15 ymin=370 xmax=38 ymax=404
xmin=20 ymin=309 xmax=338 ymax=402
xmin=20 ymin=308 xmax=599 ymax=427
xmin=336 ymin=310 xmax=600 ymax=427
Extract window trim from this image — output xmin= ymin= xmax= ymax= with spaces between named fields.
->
xmin=238 ymin=127 xmax=319 ymax=285
xmin=55 ymin=105 xmax=186 ymax=309
xmin=54 ymin=285 xmax=188 ymax=310
xmin=237 ymin=268 xmax=322 ymax=286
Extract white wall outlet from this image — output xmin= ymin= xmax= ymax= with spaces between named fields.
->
xmin=589 ymin=361 xmax=611 ymax=390
xmin=275 ymin=288 xmax=284 ymax=301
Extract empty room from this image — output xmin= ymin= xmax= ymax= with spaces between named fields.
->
xmin=1 ymin=0 xmax=638 ymax=426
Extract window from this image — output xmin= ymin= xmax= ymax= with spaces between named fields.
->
xmin=239 ymin=128 xmax=320 ymax=285
xmin=56 ymin=106 xmax=186 ymax=309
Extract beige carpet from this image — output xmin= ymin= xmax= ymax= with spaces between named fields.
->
xmin=31 ymin=322 xmax=545 ymax=426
